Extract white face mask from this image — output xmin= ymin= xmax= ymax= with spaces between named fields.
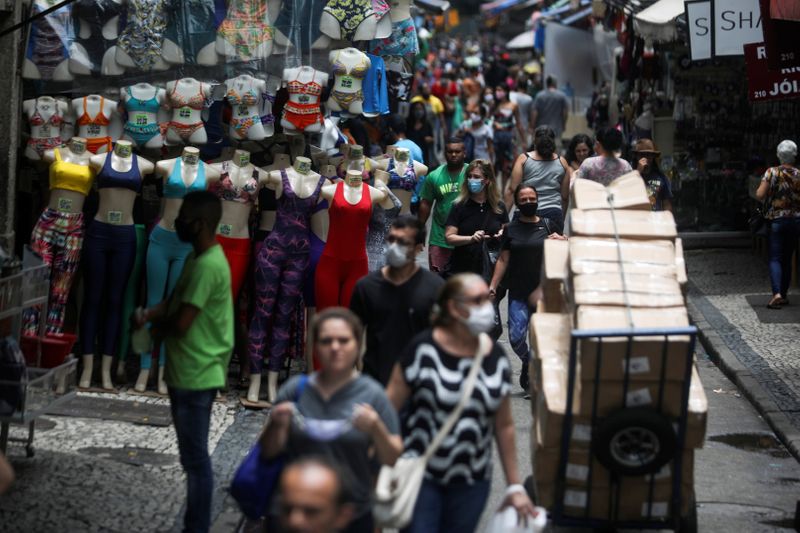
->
xmin=460 ymin=302 xmax=495 ymax=335
xmin=385 ymin=242 xmax=411 ymax=268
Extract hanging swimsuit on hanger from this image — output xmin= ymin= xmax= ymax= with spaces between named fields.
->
xmin=123 ymin=87 xmax=162 ymax=147
xmin=117 ymin=0 xmax=170 ymax=70
xmin=369 ymin=18 xmax=419 ymax=57
xmin=322 ymin=0 xmax=389 ymax=41
xmin=167 ymin=83 xmax=206 ymax=141
xmin=73 ymin=0 xmax=122 ymax=73
xmin=25 ymin=1 xmax=73 ymax=80
xmin=284 ymin=70 xmax=324 ymax=131
xmin=329 ymin=53 xmax=370 ymax=112
xmin=77 ymin=97 xmax=113 ymax=154
xmin=226 ymin=80 xmax=262 ymax=139
xmin=217 ymin=0 xmax=274 ymax=61
xmin=28 ymin=98 xmax=64 ymax=158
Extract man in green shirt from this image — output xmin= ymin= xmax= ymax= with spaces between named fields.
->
xmin=418 ymin=138 xmax=467 ymax=276
xmin=135 ymin=191 xmax=233 ymax=533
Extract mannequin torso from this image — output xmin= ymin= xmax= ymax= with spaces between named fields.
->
xmin=327 ymin=48 xmax=370 ymax=116
xmin=72 ymin=95 xmax=117 ymax=154
xmin=44 ymin=138 xmax=94 ymax=214
xmin=375 ymin=147 xmax=427 ymax=214
xmin=210 ymin=150 xmax=266 ymax=239
xmin=166 ymin=78 xmax=210 ymax=145
xmin=24 ymin=97 xmax=68 ymax=161
xmin=163 ymin=0 xmax=220 ymax=66
xmin=225 ymin=75 xmax=268 ymax=141
xmin=90 ymin=141 xmax=153 ymax=226
xmin=156 ymin=148 xmax=221 ymax=230
xmin=115 ymin=0 xmax=174 ymax=71
xmin=70 ymin=0 xmax=124 ymax=76
xmin=282 ymin=66 xmax=328 ymax=134
xmin=260 ymin=153 xmax=291 ymax=232
xmin=23 ymin=0 xmax=75 ymax=81
xmin=320 ymin=0 xmax=391 ymax=41
xmin=121 ymin=83 xmax=166 ymax=149
xmin=216 ymin=0 xmax=273 ymax=61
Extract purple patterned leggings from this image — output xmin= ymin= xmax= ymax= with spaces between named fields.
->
xmin=248 ymin=244 xmax=309 ymax=373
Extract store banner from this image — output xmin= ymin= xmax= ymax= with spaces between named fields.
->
xmin=713 ymin=0 xmax=764 ymax=56
xmin=685 ymin=0 xmax=712 ymax=61
xmin=759 ymin=0 xmax=800 ymax=70
xmin=744 ymin=42 xmax=800 ymax=101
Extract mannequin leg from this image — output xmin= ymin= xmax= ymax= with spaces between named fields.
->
xmin=340 ymin=257 xmax=368 ymax=308
xmin=267 ymin=371 xmax=279 ymax=403
xmin=314 ymin=254 xmax=342 ymax=312
xmin=79 ymin=354 xmax=94 ymax=389
xmin=142 ymin=228 xmax=170 ymax=373
xmin=248 ymin=245 xmax=286 ymax=380
xmin=267 ymin=254 xmax=308 ymax=373
xmin=78 ymin=222 xmax=110 ymax=387
xmin=100 ymin=355 xmax=114 ymax=390
xmin=23 ymin=216 xmax=55 ymax=336
xmin=117 ymin=224 xmax=147 ymax=380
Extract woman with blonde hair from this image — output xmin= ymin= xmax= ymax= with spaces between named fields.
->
xmin=444 ymin=159 xmax=509 ymax=276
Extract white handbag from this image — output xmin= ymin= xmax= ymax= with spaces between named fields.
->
xmin=372 ymin=333 xmax=492 ymax=529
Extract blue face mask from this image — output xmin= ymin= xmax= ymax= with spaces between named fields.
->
xmin=468 ymin=179 xmax=485 ymax=193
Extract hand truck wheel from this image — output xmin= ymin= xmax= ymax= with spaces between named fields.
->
xmin=592 ymin=407 xmax=677 ymax=476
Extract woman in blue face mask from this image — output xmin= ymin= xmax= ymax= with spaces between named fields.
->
xmin=443 ymin=159 xmax=509 ymax=276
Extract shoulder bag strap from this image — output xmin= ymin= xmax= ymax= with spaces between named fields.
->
xmin=422 ymin=333 xmax=491 ymax=462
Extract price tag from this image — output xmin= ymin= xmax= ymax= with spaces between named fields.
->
xmin=340 ymin=76 xmax=354 ymax=89
xmin=107 ymin=210 xmax=123 ymax=224
xmin=87 ymin=124 xmax=101 ymax=136
xmin=179 ymin=107 xmax=192 ymax=119
xmin=238 ymin=105 xmax=249 ymax=115
xmin=626 ymin=388 xmax=653 ymax=407
xmin=39 ymin=125 xmax=51 ymax=137
xmin=134 ymin=113 xmax=149 ymax=126
xmin=298 ymin=94 xmax=310 ymax=103
xmin=57 ymin=197 xmax=73 ymax=211
xmin=218 ymin=223 xmax=232 ymax=236
xmin=624 ymin=356 xmax=651 ymax=375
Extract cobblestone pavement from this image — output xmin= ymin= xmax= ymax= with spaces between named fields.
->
xmin=686 ymin=248 xmax=800 ymax=443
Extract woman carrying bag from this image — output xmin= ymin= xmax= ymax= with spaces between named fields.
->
xmin=385 ymin=274 xmax=536 ymax=532
xmin=257 ymin=308 xmax=402 ymax=532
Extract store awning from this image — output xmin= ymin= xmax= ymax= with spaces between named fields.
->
xmin=632 ymin=0 xmax=685 ymax=42
xmin=507 ymin=29 xmax=536 ymax=49
xmin=481 ymin=0 xmax=541 ymax=15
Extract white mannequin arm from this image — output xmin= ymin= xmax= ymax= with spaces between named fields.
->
xmin=137 ymin=156 xmax=155 ymax=175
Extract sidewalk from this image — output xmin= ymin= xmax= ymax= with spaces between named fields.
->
xmin=686 ymin=247 xmax=800 ymax=459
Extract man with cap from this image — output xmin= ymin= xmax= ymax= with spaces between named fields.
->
xmin=633 ymin=138 xmax=673 ymax=212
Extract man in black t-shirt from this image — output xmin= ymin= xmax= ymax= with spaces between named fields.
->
xmin=350 ymin=215 xmax=445 ymax=385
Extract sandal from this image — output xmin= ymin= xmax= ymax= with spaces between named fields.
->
xmin=767 ymin=296 xmax=783 ymax=309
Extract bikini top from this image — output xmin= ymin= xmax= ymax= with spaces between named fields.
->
xmin=386 ymin=158 xmax=416 ymax=191
xmin=77 ymin=97 xmax=111 ymax=127
xmin=169 ymin=83 xmax=205 ymax=111
xmin=226 ymin=81 xmax=260 ymax=107
xmin=287 ymin=70 xmax=323 ymax=98
xmin=331 ymin=53 xmax=369 ymax=79
xmin=30 ymin=98 xmax=64 ymax=128
xmin=125 ymin=87 xmax=161 ymax=115
xmin=97 ymin=153 xmax=142 ymax=192
xmin=49 ymin=148 xmax=95 ymax=195
xmin=163 ymin=159 xmax=207 ymax=199
xmin=209 ymin=163 xmax=259 ymax=205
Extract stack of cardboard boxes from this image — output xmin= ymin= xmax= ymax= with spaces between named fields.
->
xmin=529 ymin=173 xmax=707 ymax=522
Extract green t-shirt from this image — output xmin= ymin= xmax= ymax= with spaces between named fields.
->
xmin=420 ymin=164 xmax=467 ymax=248
xmin=165 ymin=244 xmax=233 ymax=390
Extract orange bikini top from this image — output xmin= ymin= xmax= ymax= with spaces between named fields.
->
xmin=76 ymin=97 xmax=111 ymax=127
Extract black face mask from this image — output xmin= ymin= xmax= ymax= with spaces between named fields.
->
xmin=518 ymin=202 xmax=538 ymax=217
xmin=174 ymin=218 xmax=198 ymax=243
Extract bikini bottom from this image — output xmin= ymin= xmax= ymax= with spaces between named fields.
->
xmin=28 ymin=136 xmax=62 ymax=158
xmin=322 ymin=0 xmax=388 ymax=40
xmin=168 ymin=121 xmax=205 ymax=141
xmin=283 ymin=102 xmax=323 ymax=131
xmin=87 ymin=136 xmax=112 ymax=154
xmin=329 ymin=89 xmax=363 ymax=112
xmin=231 ymin=114 xmax=261 ymax=139
xmin=124 ymin=122 xmax=160 ymax=147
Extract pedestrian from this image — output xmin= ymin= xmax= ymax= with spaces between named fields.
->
xmin=444 ymin=159 xmax=508 ymax=276
xmin=386 ymin=273 xmax=537 ymax=533
xmin=459 ymin=104 xmax=494 ymax=163
xmin=632 ymin=138 xmax=673 ymax=212
xmin=492 ymin=83 xmax=525 ymax=188
xmin=277 ymin=457 xmax=355 ymax=533
xmin=406 ymin=102 xmax=435 ymax=167
xmin=350 ymin=215 xmax=444 ymax=385
xmin=411 ymin=83 xmax=447 ymax=157
xmin=756 ymin=140 xmax=800 ymax=309
xmin=259 ymin=308 xmax=402 ymax=533
xmin=566 ymin=133 xmax=594 ymax=172
xmin=510 ymin=74 xmax=534 ymax=148
xmin=505 ymin=126 xmax=571 ymax=233
xmin=385 ymin=114 xmax=424 ymax=165
xmin=488 ymin=184 xmax=566 ymax=393
xmin=418 ymin=138 xmax=468 ymax=276
xmin=532 ymin=76 xmax=570 ymax=149
xmin=575 ymin=127 xmax=632 ymax=186
xmin=0 ymin=452 xmax=13 ymax=495
xmin=134 ymin=190 xmax=233 ymax=533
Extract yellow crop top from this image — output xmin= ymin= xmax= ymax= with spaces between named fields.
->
xmin=49 ymin=148 xmax=95 ymax=195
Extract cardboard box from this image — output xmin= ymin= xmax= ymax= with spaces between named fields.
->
xmin=572 ymin=272 xmax=685 ymax=308
xmin=569 ymin=237 xmax=678 ymax=279
xmin=542 ymin=239 xmax=570 ymax=313
xmin=576 ymin=306 xmax=692 ymax=382
xmin=675 ymin=238 xmax=688 ymax=286
xmin=571 ymin=171 xmax=651 ymax=211
xmin=570 ymin=209 xmax=678 ymax=240
xmin=578 ymin=373 xmax=688 ymax=418
xmin=529 ymin=312 xmax=572 ymax=398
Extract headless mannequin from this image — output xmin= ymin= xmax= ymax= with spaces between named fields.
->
xmin=216 ymin=0 xmax=273 ymax=61
xmin=374 ymin=147 xmax=427 ymax=214
xmin=42 ymin=137 xmax=92 ymax=215
xmin=247 ymin=157 xmax=325 ymax=404
xmin=23 ymin=0 xmax=75 ymax=81
xmin=211 ymin=150 xmax=269 ymax=239
xmin=337 ymin=145 xmax=380 ymax=178
xmin=318 ymin=170 xmax=394 ymax=222
xmin=225 ymin=75 xmax=269 ymax=141
xmin=114 ymin=0 xmax=179 ymax=72
xmin=71 ymin=95 xmax=118 ymax=154
xmin=137 ymin=148 xmax=221 ymax=393
xmin=165 ymin=78 xmax=211 ymax=146
xmin=281 ymin=66 xmax=328 ymax=134
xmin=389 ymin=0 xmax=412 ymax=21
xmin=319 ymin=0 xmax=391 ymax=41
xmin=259 ymin=153 xmax=291 ymax=233
xmin=326 ymin=49 xmax=370 ymax=116
xmin=24 ymin=96 xmax=69 ymax=161
xmin=79 ymin=141 xmax=153 ymax=390
xmin=120 ymin=83 xmax=167 ymax=150
xmin=69 ymin=0 xmax=124 ymax=76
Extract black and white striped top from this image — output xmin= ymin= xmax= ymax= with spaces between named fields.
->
xmin=400 ymin=330 xmax=512 ymax=485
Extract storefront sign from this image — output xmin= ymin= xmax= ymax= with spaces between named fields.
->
xmin=759 ymin=0 xmax=800 ymax=70
xmin=713 ymin=0 xmax=764 ymax=56
xmin=685 ymin=0 xmax=712 ymax=61
xmin=744 ymin=42 xmax=800 ymax=101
